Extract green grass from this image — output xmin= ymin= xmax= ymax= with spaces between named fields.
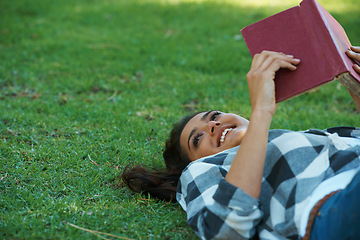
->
xmin=0 ymin=0 xmax=359 ymax=239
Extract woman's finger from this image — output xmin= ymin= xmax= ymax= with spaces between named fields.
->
xmin=252 ymin=51 xmax=285 ymax=68
xmin=353 ymin=64 xmax=360 ymax=74
xmin=261 ymin=55 xmax=300 ymax=73
xmin=252 ymin=51 xmax=271 ymax=69
xmin=266 ymin=58 xmax=300 ymax=73
xmin=347 ymin=47 xmax=360 ymax=62
xmin=350 ymin=46 xmax=360 ymax=53
xmin=347 ymin=46 xmax=360 ymax=74
xmin=254 ymin=51 xmax=299 ymax=71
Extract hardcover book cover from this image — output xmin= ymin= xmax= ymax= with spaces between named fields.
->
xmin=241 ymin=0 xmax=360 ymax=102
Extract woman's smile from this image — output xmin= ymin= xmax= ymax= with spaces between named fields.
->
xmin=219 ymin=127 xmax=233 ymax=146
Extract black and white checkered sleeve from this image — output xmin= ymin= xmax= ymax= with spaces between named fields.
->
xmin=177 ymin=150 xmax=263 ymax=240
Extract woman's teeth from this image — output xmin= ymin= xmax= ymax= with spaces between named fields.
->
xmin=220 ymin=128 xmax=233 ymax=145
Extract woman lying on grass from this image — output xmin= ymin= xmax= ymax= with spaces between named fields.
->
xmin=122 ymin=46 xmax=360 ymax=240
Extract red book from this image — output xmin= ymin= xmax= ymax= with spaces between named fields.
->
xmin=241 ymin=0 xmax=360 ymax=102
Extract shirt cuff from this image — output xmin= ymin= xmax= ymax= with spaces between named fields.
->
xmin=213 ymin=179 xmax=260 ymax=214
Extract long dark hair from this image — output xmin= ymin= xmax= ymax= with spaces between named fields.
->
xmin=121 ymin=113 xmax=198 ymax=202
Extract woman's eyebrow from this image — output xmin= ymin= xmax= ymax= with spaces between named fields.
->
xmin=201 ymin=110 xmax=213 ymax=120
xmin=187 ymin=128 xmax=197 ymax=150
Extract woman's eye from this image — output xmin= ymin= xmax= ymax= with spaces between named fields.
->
xmin=210 ymin=111 xmax=221 ymax=121
xmin=193 ymin=134 xmax=202 ymax=147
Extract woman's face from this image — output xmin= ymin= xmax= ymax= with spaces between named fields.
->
xmin=180 ymin=111 xmax=249 ymax=161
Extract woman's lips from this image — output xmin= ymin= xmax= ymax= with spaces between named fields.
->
xmin=217 ymin=126 xmax=236 ymax=147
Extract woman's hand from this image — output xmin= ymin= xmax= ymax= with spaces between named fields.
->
xmin=246 ymin=51 xmax=300 ymax=117
xmin=225 ymin=51 xmax=300 ymax=198
xmin=346 ymin=46 xmax=360 ymax=72
xmin=346 ymin=46 xmax=360 ymax=111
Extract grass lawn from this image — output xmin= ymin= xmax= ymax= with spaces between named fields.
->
xmin=0 ymin=0 xmax=359 ymax=239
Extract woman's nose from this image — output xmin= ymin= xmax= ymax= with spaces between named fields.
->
xmin=208 ymin=121 xmax=220 ymax=135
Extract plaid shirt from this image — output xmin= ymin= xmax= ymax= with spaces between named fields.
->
xmin=177 ymin=127 xmax=360 ymax=240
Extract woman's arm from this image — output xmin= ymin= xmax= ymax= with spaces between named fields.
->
xmin=225 ymin=51 xmax=300 ymax=198
xmin=346 ymin=46 xmax=360 ymax=111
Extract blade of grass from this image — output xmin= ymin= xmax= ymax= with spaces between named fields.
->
xmin=65 ymin=222 xmax=134 ymax=240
